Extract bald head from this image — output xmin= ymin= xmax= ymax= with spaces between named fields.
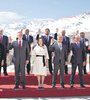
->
xmin=75 ymin=35 xmax=80 ymax=43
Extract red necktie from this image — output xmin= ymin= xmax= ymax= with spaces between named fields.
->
xmin=0 ymin=36 xmax=2 ymax=43
xmin=19 ymin=41 xmax=21 ymax=48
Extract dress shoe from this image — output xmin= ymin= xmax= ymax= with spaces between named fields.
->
xmin=71 ymin=84 xmax=73 ymax=88
xmin=4 ymin=73 xmax=8 ymax=76
xmin=52 ymin=85 xmax=56 ymax=88
xmin=61 ymin=84 xmax=65 ymax=88
xmin=65 ymin=73 xmax=69 ymax=75
xmin=84 ymin=72 xmax=88 ymax=75
xmin=81 ymin=84 xmax=86 ymax=88
xmin=23 ymin=86 xmax=26 ymax=89
xmin=14 ymin=86 xmax=19 ymax=89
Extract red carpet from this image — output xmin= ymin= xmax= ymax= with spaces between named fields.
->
xmin=0 ymin=73 xmax=90 ymax=98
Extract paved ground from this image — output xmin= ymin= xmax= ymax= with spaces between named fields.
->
xmin=0 ymin=96 xmax=90 ymax=100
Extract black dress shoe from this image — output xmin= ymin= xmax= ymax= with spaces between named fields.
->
xmin=14 ymin=86 xmax=19 ymax=89
xmin=38 ymin=87 xmax=44 ymax=89
xmin=61 ymin=84 xmax=65 ymax=88
xmin=84 ymin=72 xmax=88 ymax=75
xmin=71 ymin=84 xmax=73 ymax=88
xmin=4 ymin=73 xmax=8 ymax=76
xmin=81 ymin=85 xmax=86 ymax=88
xmin=27 ymin=72 xmax=30 ymax=75
xmin=23 ymin=86 xmax=26 ymax=89
xmin=65 ymin=73 xmax=69 ymax=75
xmin=52 ymin=85 xmax=56 ymax=88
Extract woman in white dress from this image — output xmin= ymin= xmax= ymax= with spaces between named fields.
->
xmin=31 ymin=37 xmax=49 ymax=89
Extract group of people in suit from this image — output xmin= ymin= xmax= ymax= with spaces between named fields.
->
xmin=0 ymin=28 xmax=89 ymax=90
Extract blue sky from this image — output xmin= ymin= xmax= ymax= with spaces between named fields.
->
xmin=0 ymin=0 xmax=90 ymax=20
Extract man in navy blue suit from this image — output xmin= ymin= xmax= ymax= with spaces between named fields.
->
xmin=23 ymin=29 xmax=33 ymax=75
xmin=70 ymin=35 xmax=86 ymax=88
xmin=61 ymin=30 xmax=70 ymax=75
xmin=36 ymin=28 xmax=53 ymax=74
xmin=80 ymin=32 xmax=89 ymax=75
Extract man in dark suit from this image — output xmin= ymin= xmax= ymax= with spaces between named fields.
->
xmin=49 ymin=35 xmax=68 ymax=88
xmin=36 ymin=28 xmax=53 ymax=74
xmin=23 ymin=29 xmax=33 ymax=75
xmin=80 ymin=32 xmax=89 ymax=74
xmin=9 ymin=31 xmax=29 ymax=89
xmin=0 ymin=43 xmax=5 ymax=76
xmin=61 ymin=30 xmax=70 ymax=75
xmin=70 ymin=35 xmax=86 ymax=88
xmin=0 ymin=29 xmax=9 ymax=76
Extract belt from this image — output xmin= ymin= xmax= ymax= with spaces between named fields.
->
xmin=36 ymin=55 xmax=45 ymax=67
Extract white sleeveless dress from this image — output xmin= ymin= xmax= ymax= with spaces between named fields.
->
xmin=31 ymin=45 xmax=49 ymax=76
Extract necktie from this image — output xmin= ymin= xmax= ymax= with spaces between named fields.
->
xmin=77 ymin=43 xmax=80 ymax=48
xmin=0 ymin=36 xmax=2 ymax=43
xmin=19 ymin=41 xmax=21 ymax=48
xmin=26 ymin=35 xmax=29 ymax=41
xmin=59 ymin=44 xmax=62 ymax=50
xmin=82 ymin=39 xmax=85 ymax=44
xmin=46 ymin=35 xmax=49 ymax=42
xmin=63 ymin=37 xmax=66 ymax=42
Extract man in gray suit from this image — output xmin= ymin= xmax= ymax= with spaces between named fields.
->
xmin=9 ymin=31 xmax=29 ymax=89
xmin=49 ymin=35 xmax=68 ymax=88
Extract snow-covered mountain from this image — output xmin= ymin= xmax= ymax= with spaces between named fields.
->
xmin=0 ymin=11 xmax=90 ymax=39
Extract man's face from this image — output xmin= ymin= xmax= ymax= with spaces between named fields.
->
xmin=62 ymin=30 xmax=65 ymax=36
xmin=75 ymin=36 xmax=80 ymax=42
xmin=57 ymin=36 xmax=63 ymax=43
xmin=45 ymin=29 xmax=50 ymax=35
xmin=25 ymin=29 xmax=29 ymax=35
xmin=17 ymin=32 xmax=23 ymax=39
xmin=80 ymin=34 xmax=85 ymax=38
xmin=0 ymin=30 xmax=3 ymax=36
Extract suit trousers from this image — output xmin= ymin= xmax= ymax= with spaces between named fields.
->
xmin=14 ymin=63 xmax=25 ymax=86
xmin=70 ymin=63 xmax=83 ymax=85
xmin=53 ymin=62 xmax=64 ymax=85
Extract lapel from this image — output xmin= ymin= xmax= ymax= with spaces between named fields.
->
xmin=75 ymin=42 xmax=81 ymax=49
xmin=2 ymin=35 xmax=4 ymax=43
xmin=16 ymin=40 xmax=24 ymax=48
xmin=56 ymin=42 xmax=63 ymax=53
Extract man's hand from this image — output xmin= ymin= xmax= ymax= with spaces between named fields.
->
xmin=1 ymin=60 xmax=4 ymax=66
xmin=37 ymin=29 xmax=41 ymax=34
xmin=65 ymin=61 xmax=68 ymax=65
xmin=26 ymin=60 xmax=29 ymax=65
xmin=83 ymin=61 xmax=86 ymax=67
xmin=45 ymin=59 xmax=48 ymax=67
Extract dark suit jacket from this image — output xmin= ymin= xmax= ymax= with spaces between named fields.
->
xmin=36 ymin=34 xmax=52 ymax=50
xmin=62 ymin=36 xmax=70 ymax=53
xmin=70 ymin=42 xmax=86 ymax=64
xmin=23 ymin=34 xmax=33 ymax=51
xmin=0 ymin=43 xmax=5 ymax=62
xmin=54 ymin=33 xmax=70 ymax=53
xmin=80 ymin=38 xmax=89 ymax=53
xmin=2 ymin=35 xmax=9 ymax=54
